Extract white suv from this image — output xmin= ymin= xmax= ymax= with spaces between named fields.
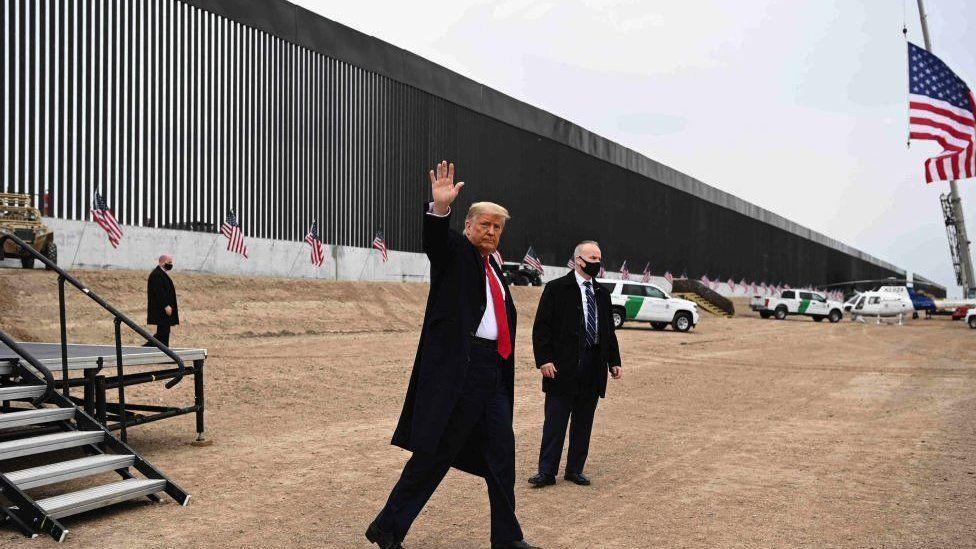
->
xmin=600 ymin=279 xmax=700 ymax=332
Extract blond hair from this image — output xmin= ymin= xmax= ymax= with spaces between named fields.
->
xmin=466 ymin=202 xmax=510 ymax=222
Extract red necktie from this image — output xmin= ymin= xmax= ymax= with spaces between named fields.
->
xmin=485 ymin=257 xmax=512 ymax=360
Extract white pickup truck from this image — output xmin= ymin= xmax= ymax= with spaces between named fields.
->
xmin=601 ymin=279 xmax=700 ymax=332
xmin=751 ymin=289 xmax=844 ymax=323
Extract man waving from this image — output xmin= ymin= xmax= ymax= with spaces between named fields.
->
xmin=366 ymin=161 xmax=539 ymax=549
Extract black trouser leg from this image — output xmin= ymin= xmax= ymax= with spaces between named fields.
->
xmin=483 ymin=364 xmax=523 ymax=543
xmin=376 ymin=347 xmax=512 ymax=543
xmin=565 ymin=393 xmax=599 ymax=475
xmin=538 ymin=392 xmax=573 ymax=476
xmin=152 ymin=323 xmax=171 ymax=346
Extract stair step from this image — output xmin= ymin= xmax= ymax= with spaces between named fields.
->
xmin=6 ymin=454 xmax=135 ymax=490
xmin=0 ymin=407 xmax=74 ymax=430
xmin=0 ymin=430 xmax=103 ymax=461
xmin=0 ymin=385 xmax=46 ymax=401
xmin=36 ymin=478 xmax=166 ymax=519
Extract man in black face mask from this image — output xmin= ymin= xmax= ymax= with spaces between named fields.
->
xmin=528 ymin=240 xmax=621 ymax=488
xmin=146 ymin=254 xmax=179 ymax=347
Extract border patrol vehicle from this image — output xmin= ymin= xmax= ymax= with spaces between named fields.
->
xmin=753 ymin=289 xmax=844 ymax=322
xmin=601 ymin=279 xmax=699 ymax=332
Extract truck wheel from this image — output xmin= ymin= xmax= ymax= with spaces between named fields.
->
xmin=44 ymin=242 xmax=57 ymax=270
xmin=20 ymin=256 xmax=35 ymax=269
xmin=612 ymin=307 xmax=626 ymax=329
xmin=514 ymin=275 xmax=529 ymax=286
xmin=912 ymin=311 xmax=919 ymax=320
xmin=812 ymin=316 xmax=824 ymax=322
xmin=774 ymin=306 xmax=788 ymax=320
xmin=759 ymin=311 xmax=772 ymax=319
xmin=650 ymin=322 xmax=668 ymax=331
xmin=828 ymin=309 xmax=842 ymax=323
xmin=672 ymin=312 xmax=693 ymax=332
xmin=969 ymin=316 xmax=976 ymax=329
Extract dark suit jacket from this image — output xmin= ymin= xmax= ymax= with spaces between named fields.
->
xmin=390 ymin=204 xmax=516 ymax=478
xmin=532 ymin=271 xmax=621 ymax=398
xmin=147 ymin=266 xmax=179 ymax=326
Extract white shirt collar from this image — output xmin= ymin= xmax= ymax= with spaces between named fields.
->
xmin=574 ymin=270 xmax=594 ymax=288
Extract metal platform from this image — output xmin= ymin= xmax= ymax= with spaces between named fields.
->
xmin=0 ymin=342 xmax=207 ymax=372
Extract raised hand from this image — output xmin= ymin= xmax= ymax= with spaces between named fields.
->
xmin=429 ymin=160 xmax=464 ymax=215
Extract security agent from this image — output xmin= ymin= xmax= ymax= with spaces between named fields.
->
xmin=528 ymin=240 xmax=622 ymax=488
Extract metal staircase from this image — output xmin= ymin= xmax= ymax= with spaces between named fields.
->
xmin=673 ymin=292 xmax=733 ymax=317
xmin=0 ymin=333 xmax=189 ymax=542
xmin=671 ymin=278 xmax=736 ymax=317
xmin=0 ymin=230 xmax=191 ymax=541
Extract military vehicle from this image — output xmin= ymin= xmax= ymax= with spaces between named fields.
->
xmin=0 ymin=193 xmax=56 ymax=269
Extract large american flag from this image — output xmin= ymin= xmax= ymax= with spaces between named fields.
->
xmin=305 ymin=220 xmax=325 ymax=267
xmin=523 ymin=246 xmax=544 ymax=274
xmin=372 ymin=229 xmax=388 ymax=262
xmin=619 ymin=260 xmax=629 ymax=280
xmin=91 ymin=192 xmax=123 ymax=248
xmin=908 ymin=42 xmax=976 ymax=183
xmin=640 ymin=262 xmax=652 ymax=283
xmin=220 ymin=210 xmax=248 ymax=259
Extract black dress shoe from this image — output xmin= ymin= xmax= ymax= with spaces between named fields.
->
xmin=527 ymin=473 xmax=556 ymax=487
xmin=492 ymin=540 xmax=542 ymax=549
xmin=365 ymin=520 xmax=402 ymax=549
xmin=564 ymin=472 xmax=591 ymax=486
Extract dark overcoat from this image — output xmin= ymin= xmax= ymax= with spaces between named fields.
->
xmin=147 ymin=266 xmax=180 ymax=326
xmin=532 ymin=271 xmax=621 ymax=398
xmin=391 ymin=205 xmax=516 ymax=478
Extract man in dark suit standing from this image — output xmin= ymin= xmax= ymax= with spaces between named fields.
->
xmin=366 ymin=161 xmax=538 ymax=549
xmin=146 ymin=254 xmax=179 ymax=346
xmin=528 ymin=241 xmax=621 ymax=488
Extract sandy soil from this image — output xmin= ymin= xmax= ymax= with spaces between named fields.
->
xmin=1 ymin=268 xmax=974 ymax=548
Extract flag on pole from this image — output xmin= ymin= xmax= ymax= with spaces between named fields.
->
xmin=523 ymin=246 xmax=544 ymax=274
xmin=619 ymin=261 xmax=630 ymax=280
xmin=91 ymin=191 xmax=123 ymax=248
xmin=372 ymin=230 xmax=388 ymax=262
xmin=640 ymin=262 xmax=652 ymax=283
xmin=727 ymin=278 xmax=736 ymax=292
xmin=220 ymin=209 xmax=248 ymax=259
xmin=598 ymin=264 xmax=605 ymax=278
xmin=664 ymin=271 xmax=674 ymax=283
xmin=701 ymin=274 xmax=710 ymax=286
xmin=304 ymin=220 xmax=325 ymax=267
xmin=567 ymin=257 xmax=576 ymax=270
xmin=907 ymin=42 xmax=976 ymax=183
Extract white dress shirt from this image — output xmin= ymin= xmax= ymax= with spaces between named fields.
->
xmin=575 ymin=270 xmax=598 ymax=341
xmin=427 ymin=202 xmax=507 ymax=341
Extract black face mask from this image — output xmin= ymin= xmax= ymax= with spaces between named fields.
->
xmin=577 ymin=257 xmax=601 ymax=278
xmin=163 ymin=263 xmax=173 ymax=271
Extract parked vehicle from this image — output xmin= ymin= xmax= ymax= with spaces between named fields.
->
xmin=601 ymin=278 xmax=699 ymax=332
xmin=952 ymin=306 xmax=969 ymax=321
xmin=754 ymin=289 xmax=844 ymax=322
xmin=0 ymin=193 xmax=57 ymax=269
xmin=500 ymin=262 xmax=543 ymax=286
xmin=967 ymin=308 xmax=976 ymax=329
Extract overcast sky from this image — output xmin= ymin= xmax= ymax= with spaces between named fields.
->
xmin=294 ymin=0 xmax=976 ymax=296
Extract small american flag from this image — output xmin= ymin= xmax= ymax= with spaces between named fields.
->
xmin=567 ymin=257 xmax=576 ymax=269
xmin=372 ymin=230 xmax=388 ymax=262
xmin=221 ymin=209 xmax=248 ymax=259
xmin=305 ymin=221 xmax=325 ymax=267
xmin=619 ymin=260 xmax=630 ymax=280
xmin=908 ymin=42 xmax=976 ymax=183
xmin=701 ymin=274 xmax=710 ymax=286
xmin=523 ymin=246 xmax=544 ymax=274
xmin=598 ymin=264 xmax=605 ymax=278
xmin=727 ymin=278 xmax=736 ymax=292
xmin=91 ymin=192 xmax=123 ymax=248
xmin=664 ymin=271 xmax=674 ymax=283
xmin=640 ymin=262 xmax=652 ymax=283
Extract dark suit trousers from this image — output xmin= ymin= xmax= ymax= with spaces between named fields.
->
xmin=151 ymin=323 xmax=171 ymax=346
xmin=538 ymin=345 xmax=601 ymax=476
xmin=375 ymin=345 xmax=523 ymax=543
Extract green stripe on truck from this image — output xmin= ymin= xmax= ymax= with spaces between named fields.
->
xmin=625 ymin=296 xmax=643 ymax=319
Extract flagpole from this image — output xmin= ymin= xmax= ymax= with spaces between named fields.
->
xmin=916 ymin=0 xmax=976 ymax=297
xmin=358 ymin=247 xmax=375 ymax=281
xmin=198 ymin=233 xmax=220 ymax=272
xmin=288 ymin=241 xmax=304 ymax=276
xmin=69 ymin=222 xmax=89 ymax=269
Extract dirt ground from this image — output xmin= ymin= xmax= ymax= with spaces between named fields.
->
xmin=1 ymin=268 xmax=974 ymax=548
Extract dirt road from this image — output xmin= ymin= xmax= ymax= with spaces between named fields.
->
xmin=1 ymin=269 xmax=974 ymax=548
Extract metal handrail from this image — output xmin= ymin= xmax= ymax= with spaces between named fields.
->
xmin=0 ymin=329 xmax=56 ymax=404
xmin=0 ymin=231 xmax=186 ymax=391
